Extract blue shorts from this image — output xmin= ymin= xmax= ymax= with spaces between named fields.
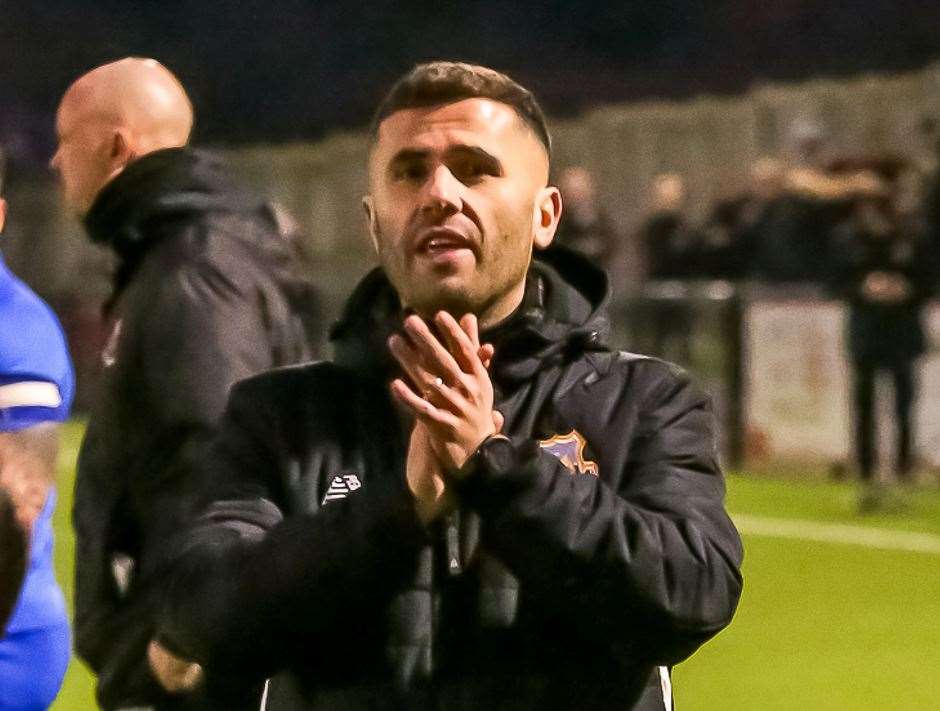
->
xmin=0 ymin=621 xmax=71 ymax=710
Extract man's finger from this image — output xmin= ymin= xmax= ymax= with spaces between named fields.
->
xmin=460 ymin=313 xmax=481 ymax=350
xmin=403 ymin=315 xmax=465 ymax=382
xmin=388 ymin=334 xmax=437 ymax=393
xmin=389 ymin=335 xmax=471 ymax=412
xmin=456 ymin=313 xmax=494 ymax=371
xmin=435 ymin=311 xmax=484 ymax=376
xmin=390 ymin=379 xmax=461 ymax=431
xmin=147 ymin=640 xmax=203 ymax=693
xmin=492 ymin=409 xmax=505 ymax=432
xmin=479 ymin=343 xmax=495 ymax=369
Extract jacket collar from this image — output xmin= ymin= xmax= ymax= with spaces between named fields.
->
xmin=83 ymin=147 xmax=268 ymax=310
xmin=83 ymin=146 xmax=260 ymax=263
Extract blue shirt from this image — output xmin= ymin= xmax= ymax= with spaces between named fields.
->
xmin=0 ymin=251 xmax=74 ymax=709
xmin=0 ymin=254 xmax=74 ymax=432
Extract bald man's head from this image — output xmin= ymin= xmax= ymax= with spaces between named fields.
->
xmin=51 ymin=58 xmax=194 ymax=215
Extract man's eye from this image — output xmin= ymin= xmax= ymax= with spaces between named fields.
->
xmin=394 ymin=165 xmax=427 ymax=182
xmin=453 ymin=162 xmax=488 ymax=183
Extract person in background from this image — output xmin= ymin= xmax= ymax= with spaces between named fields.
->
xmin=555 ymin=165 xmax=617 ymax=273
xmin=701 ymin=157 xmax=786 ymax=282
xmin=642 ymin=172 xmax=697 ymax=280
xmin=51 ymin=58 xmax=321 ymax=710
xmin=761 ymin=119 xmax=881 ymax=284
xmin=830 ymin=179 xmax=933 ymax=511
xmin=640 ymin=172 xmax=698 ymax=363
xmin=0 ymin=146 xmax=75 ymax=710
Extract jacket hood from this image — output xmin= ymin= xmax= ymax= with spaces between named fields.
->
xmin=83 ymin=147 xmax=281 ymax=308
xmin=84 ymin=146 xmax=269 ymax=261
xmin=330 ymin=245 xmax=611 ymax=388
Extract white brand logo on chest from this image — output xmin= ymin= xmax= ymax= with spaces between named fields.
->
xmin=321 ymin=473 xmax=363 ymax=504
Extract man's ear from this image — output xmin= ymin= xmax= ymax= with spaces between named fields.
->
xmin=0 ymin=199 xmax=7 ymax=233
xmin=362 ymin=195 xmax=380 ymax=255
xmin=109 ymin=129 xmax=136 ymax=171
xmin=533 ymin=186 xmax=562 ymax=250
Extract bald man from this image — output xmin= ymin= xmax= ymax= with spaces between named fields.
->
xmin=52 ymin=58 xmax=193 ymax=216
xmin=53 ymin=59 xmax=322 ymax=711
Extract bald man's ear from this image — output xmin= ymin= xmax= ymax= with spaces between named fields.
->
xmin=0 ymin=199 xmax=7 ymax=233
xmin=362 ymin=195 xmax=380 ymax=255
xmin=109 ymin=129 xmax=137 ymax=171
xmin=532 ymin=186 xmax=562 ymax=250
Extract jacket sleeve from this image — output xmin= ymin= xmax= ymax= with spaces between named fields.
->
xmin=455 ymin=364 xmax=743 ymax=666
xmin=72 ymin=254 xmax=286 ymax=697
xmin=153 ymin=376 xmax=427 ymax=681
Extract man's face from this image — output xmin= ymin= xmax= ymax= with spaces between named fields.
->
xmin=366 ymin=98 xmax=556 ymax=321
xmin=50 ymin=98 xmax=115 ymax=215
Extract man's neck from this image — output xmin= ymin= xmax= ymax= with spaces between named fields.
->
xmin=407 ymin=281 xmax=526 ymax=332
xmin=477 ymin=279 xmax=527 ymax=331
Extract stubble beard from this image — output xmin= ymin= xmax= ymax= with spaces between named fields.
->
xmin=381 ymin=221 xmax=532 ymax=327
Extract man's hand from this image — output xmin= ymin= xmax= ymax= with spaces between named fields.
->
xmin=389 ymin=312 xmax=502 ymax=472
xmin=147 ymin=640 xmax=203 ymax=693
xmin=862 ymin=271 xmax=910 ymax=303
xmin=405 ymin=421 xmax=451 ymax=524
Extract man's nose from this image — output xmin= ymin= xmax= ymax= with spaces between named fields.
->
xmin=421 ymin=165 xmax=462 ymax=218
xmin=49 ymin=151 xmax=60 ymax=172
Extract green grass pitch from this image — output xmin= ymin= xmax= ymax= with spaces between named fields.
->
xmin=48 ymin=421 xmax=940 ymax=710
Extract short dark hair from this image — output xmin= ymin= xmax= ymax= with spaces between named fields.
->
xmin=0 ymin=146 xmax=6 ymax=197
xmin=371 ymin=62 xmax=551 ymax=157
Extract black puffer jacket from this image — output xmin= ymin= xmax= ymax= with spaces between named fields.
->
xmin=830 ymin=216 xmax=933 ymax=364
xmin=157 ymin=247 xmax=743 ymax=710
xmin=73 ymin=147 xmax=322 ymax=710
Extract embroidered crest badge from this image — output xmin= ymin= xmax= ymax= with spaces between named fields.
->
xmin=538 ymin=430 xmax=598 ymax=476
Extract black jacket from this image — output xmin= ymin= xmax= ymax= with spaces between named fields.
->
xmin=73 ymin=147 xmax=321 ymax=710
xmin=157 ymin=247 xmax=743 ymax=710
xmin=830 ymin=213 xmax=933 ymax=364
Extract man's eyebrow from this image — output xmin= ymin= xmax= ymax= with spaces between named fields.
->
xmin=444 ymin=145 xmax=503 ymax=173
xmin=388 ymin=148 xmax=431 ymax=166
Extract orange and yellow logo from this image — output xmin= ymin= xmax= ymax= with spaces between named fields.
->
xmin=538 ymin=430 xmax=598 ymax=476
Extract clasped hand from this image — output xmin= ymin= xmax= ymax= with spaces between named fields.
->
xmin=389 ymin=312 xmax=503 ymax=523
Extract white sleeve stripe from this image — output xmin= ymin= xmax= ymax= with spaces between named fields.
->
xmin=0 ymin=381 xmax=62 ymax=409
xmin=259 ymin=679 xmax=270 ymax=710
xmin=659 ymin=666 xmax=673 ymax=711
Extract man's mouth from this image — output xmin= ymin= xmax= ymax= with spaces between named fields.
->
xmin=415 ymin=228 xmax=477 ymax=257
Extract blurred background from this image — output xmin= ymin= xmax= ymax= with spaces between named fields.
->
xmin=2 ymin=2 xmax=939 ymax=709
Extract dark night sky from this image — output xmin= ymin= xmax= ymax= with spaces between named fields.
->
xmin=4 ymin=1 xmax=940 ymax=167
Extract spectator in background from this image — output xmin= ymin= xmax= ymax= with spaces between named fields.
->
xmin=697 ymin=197 xmax=747 ymax=281
xmin=917 ymin=116 xmax=940 ymax=282
xmin=51 ymin=58 xmax=321 ymax=710
xmin=750 ymin=120 xmax=877 ymax=284
xmin=696 ymin=160 xmax=787 ymax=282
xmin=713 ymin=157 xmax=787 ymax=282
xmin=555 ymin=166 xmax=617 ymax=272
xmin=640 ymin=172 xmax=697 ymax=363
xmin=830 ymin=181 xmax=933 ymax=511
xmin=642 ymin=172 xmax=697 ymax=280
xmin=0 ymin=147 xmax=75 ymax=709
